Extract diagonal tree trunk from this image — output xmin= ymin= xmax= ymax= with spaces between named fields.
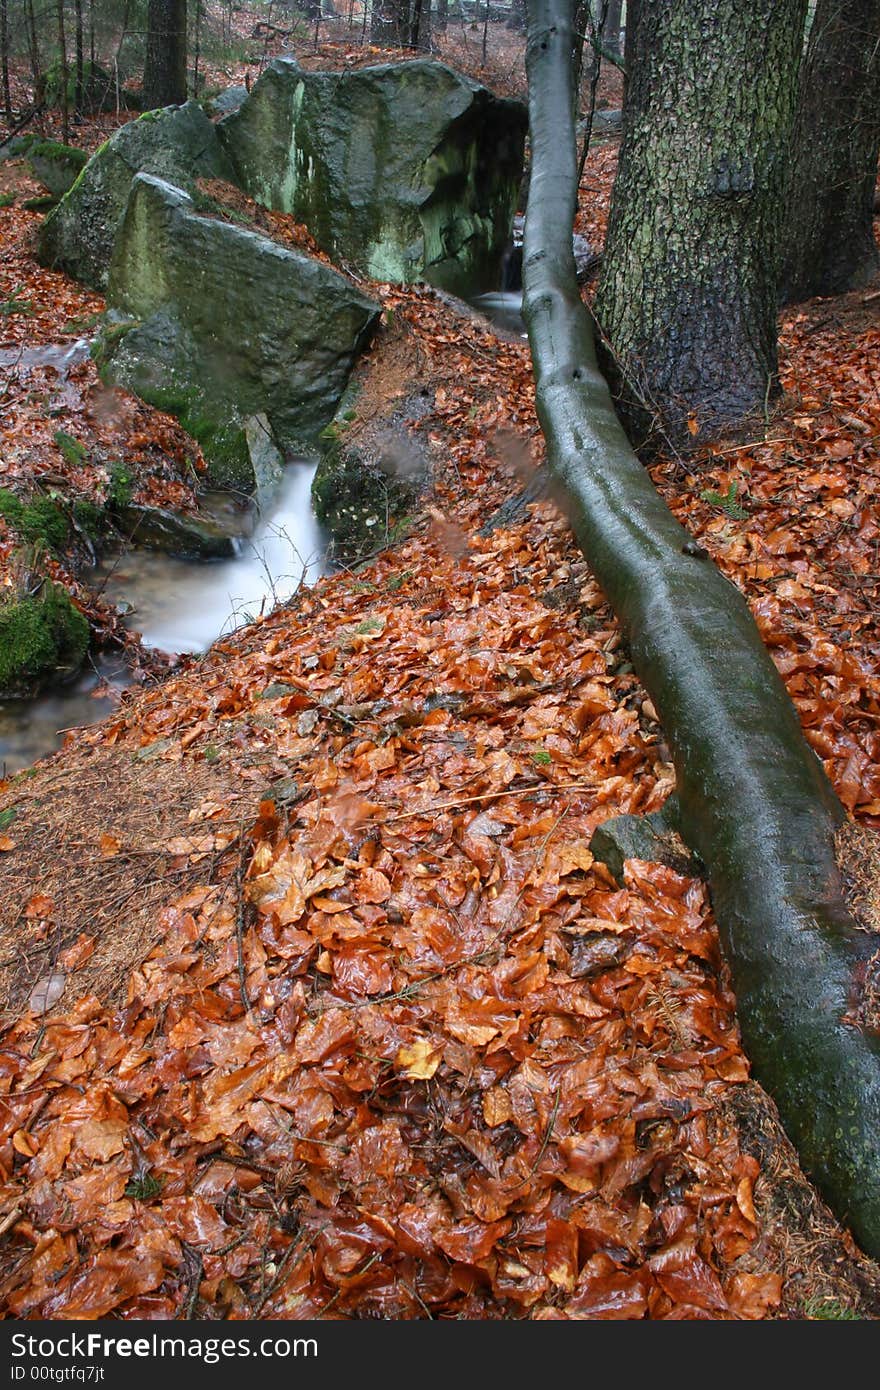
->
xmin=523 ymin=0 xmax=880 ymax=1259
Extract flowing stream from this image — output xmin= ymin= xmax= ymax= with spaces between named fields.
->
xmin=0 ymin=292 xmax=525 ymax=776
xmin=0 ymin=461 xmax=327 ymax=775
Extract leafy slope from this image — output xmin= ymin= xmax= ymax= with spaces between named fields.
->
xmin=0 ymin=121 xmax=879 ymax=1319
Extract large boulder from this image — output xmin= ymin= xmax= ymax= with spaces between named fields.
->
xmin=101 ymin=175 xmax=381 ymax=493
xmin=218 ymin=57 xmax=527 ymax=295
xmin=38 ymin=102 xmax=235 ymax=290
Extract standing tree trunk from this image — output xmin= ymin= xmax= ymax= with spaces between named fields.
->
xmin=24 ymin=0 xmax=44 ymax=106
xmin=604 ymin=0 xmax=622 ymax=53
xmin=781 ymin=0 xmax=880 ymax=303
xmin=1 ymin=0 xmax=11 ymax=119
xmin=523 ymin=0 xmax=880 ymax=1260
xmin=56 ymin=0 xmax=70 ymax=143
xmin=143 ymin=0 xmax=187 ymax=110
xmin=595 ymin=0 xmax=806 ymax=453
xmin=74 ymin=0 xmax=84 ymax=115
xmin=371 ymin=0 xmax=427 ymax=46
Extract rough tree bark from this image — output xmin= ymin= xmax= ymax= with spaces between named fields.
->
xmin=594 ymin=0 xmax=806 ymax=453
xmin=781 ymin=0 xmax=880 ymax=303
xmin=56 ymin=0 xmax=70 ymax=143
xmin=523 ymin=0 xmax=880 ymax=1259
xmin=1 ymin=0 xmax=11 ymax=119
xmin=143 ymin=0 xmax=188 ymax=110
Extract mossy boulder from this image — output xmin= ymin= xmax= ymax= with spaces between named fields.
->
xmin=38 ymin=102 xmax=235 ymax=290
xmin=218 ymin=57 xmax=527 ymax=295
xmin=114 ymin=503 xmax=241 ymax=558
xmin=311 ymin=384 xmax=430 ymax=562
xmin=102 ymin=175 xmax=380 ymax=492
xmin=26 ymin=140 xmax=87 ymax=199
xmin=0 ymin=581 xmax=89 ymax=697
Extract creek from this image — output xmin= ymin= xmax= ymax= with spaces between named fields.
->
xmin=0 ymin=292 xmax=525 ymax=776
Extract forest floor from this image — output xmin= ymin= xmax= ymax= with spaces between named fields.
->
xmin=0 ymin=26 xmax=879 ymax=1321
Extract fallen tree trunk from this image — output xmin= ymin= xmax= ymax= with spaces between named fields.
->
xmin=523 ymin=0 xmax=880 ymax=1258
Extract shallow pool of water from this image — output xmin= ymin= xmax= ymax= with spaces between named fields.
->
xmin=469 ymin=290 xmax=526 ymax=338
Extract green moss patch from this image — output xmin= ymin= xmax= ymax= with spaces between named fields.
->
xmin=0 ymin=490 xmax=69 ymax=551
xmin=0 ymin=581 xmax=89 ymax=695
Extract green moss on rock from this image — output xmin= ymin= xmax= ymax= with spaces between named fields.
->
xmin=0 ymin=581 xmax=89 ymax=696
xmin=218 ymin=57 xmax=527 ymax=295
xmin=0 ymin=490 xmax=69 ymax=551
xmin=38 ymin=102 xmax=235 ymax=290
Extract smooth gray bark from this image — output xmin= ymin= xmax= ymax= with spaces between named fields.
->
xmin=523 ymin=0 xmax=880 ymax=1259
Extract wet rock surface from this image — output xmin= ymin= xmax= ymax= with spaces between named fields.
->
xmin=102 ymin=175 xmax=381 ymax=491
xmin=218 ymin=57 xmax=527 ymax=295
xmin=38 ymin=102 xmax=235 ymax=290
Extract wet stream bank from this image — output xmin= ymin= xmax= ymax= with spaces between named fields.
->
xmin=0 ymin=291 xmax=526 ymax=775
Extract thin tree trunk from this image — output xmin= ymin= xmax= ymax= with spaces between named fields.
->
xmin=25 ymin=0 xmax=44 ymax=106
xmin=74 ymin=0 xmax=84 ymax=114
xmin=1 ymin=0 xmax=11 ymax=119
xmin=605 ymin=0 xmax=621 ymax=53
xmin=143 ymin=0 xmax=188 ymax=110
xmin=781 ymin=0 xmax=880 ymax=302
xmin=56 ymin=0 xmax=70 ymax=143
xmin=524 ymin=0 xmax=880 ymax=1260
xmin=594 ymin=0 xmax=806 ymax=454
xmin=622 ymin=0 xmax=638 ymax=108
xmin=193 ymin=0 xmax=202 ymax=97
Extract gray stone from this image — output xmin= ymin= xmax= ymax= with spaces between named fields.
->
xmin=205 ymin=85 xmax=249 ymax=117
xmin=26 ymin=141 xmax=87 ymax=199
xmin=38 ymin=102 xmax=235 ymax=290
xmin=589 ymin=799 xmax=697 ymax=885
xmin=218 ymin=57 xmax=527 ymax=295
xmin=102 ymin=175 xmax=380 ymax=493
xmin=114 ymin=503 xmax=241 ymax=559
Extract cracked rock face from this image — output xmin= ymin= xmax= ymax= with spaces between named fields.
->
xmin=38 ymin=102 xmax=235 ymax=290
xmin=102 ymin=175 xmax=381 ymax=492
xmin=218 ymin=57 xmax=527 ymax=296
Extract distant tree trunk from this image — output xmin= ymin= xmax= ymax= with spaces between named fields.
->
xmin=371 ymin=0 xmax=430 ymax=46
xmin=781 ymin=0 xmax=880 ymax=302
xmin=143 ymin=0 xmax=188 ymax=109
xmin=594 ymin=0 xmax=807 ymax=453
xmin=25 ymin=0 xmax=44 ymax=105
xmin=1 ymin=0 xmax=11 ymax=118
xmin=508 ymin=0 xmax=526 ymax=28
xmin=414 ymin=0 xmax=431 ymax=50
xmin=56 ymin=0 xmax=70 ymax=142
xmin=74 ymin=0 xmax=84 ymax=114
xmin=524 ymin=0 xmax=880 ymax=1265
xmin=437 ymin=0 xmax=449 ymax=34
xmin=192 ymin=0 xmax=202 ymax=98
xmin=604 ymin=0 xmax=622 ymax=53
xmin=622 ymin=0 xmax=638 ymax=108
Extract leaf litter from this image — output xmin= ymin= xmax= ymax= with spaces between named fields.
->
xmin=0 ymin=86 xmax=878 ymax=1323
